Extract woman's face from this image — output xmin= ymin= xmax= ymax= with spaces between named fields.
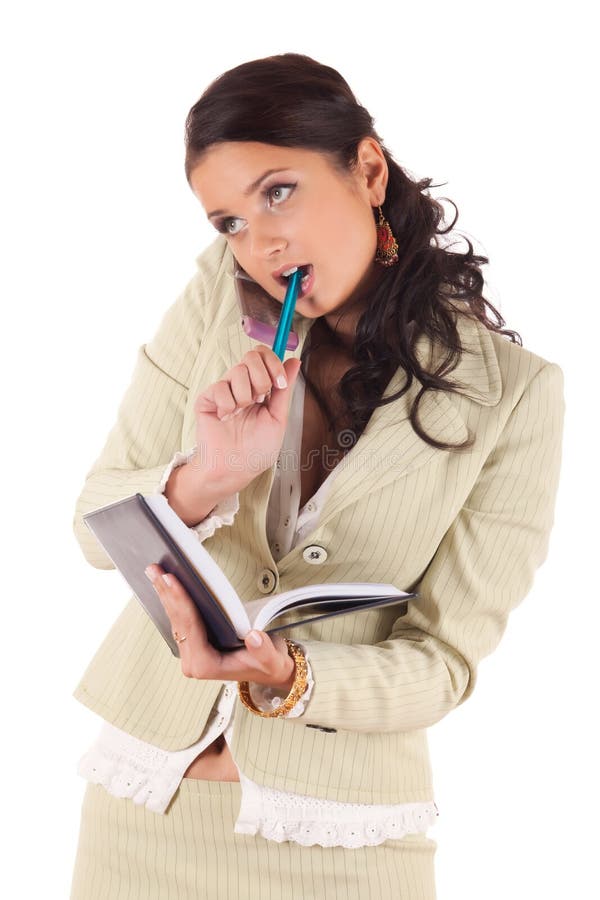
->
xmin=189 ymin=140 xmax=388 ymax=332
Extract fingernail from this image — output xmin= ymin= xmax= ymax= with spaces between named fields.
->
xmin=276 ymin=375 xmax=287 ymax=389
xmin=145 ymin=566 xmax=157 ymax=583
xmin=220 ymin=413 xmax=232 ymax=421
xmin=247 ymin=630 xmax=262 ymax=648
xmin=162 ymin=574 xmax=172 ymax=587
xmin=256 ymin=394 xmax=266 ymax=403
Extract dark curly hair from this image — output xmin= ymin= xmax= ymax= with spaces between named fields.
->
xmin=184 ymin=53 xmax=521 ymax=452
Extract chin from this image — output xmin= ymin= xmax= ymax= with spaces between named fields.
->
xmin=296 ymin=294 xmax=321 ymax=314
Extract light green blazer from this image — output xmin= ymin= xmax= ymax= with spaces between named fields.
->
xmin=72 ymin=235 xmax=565 ymax=805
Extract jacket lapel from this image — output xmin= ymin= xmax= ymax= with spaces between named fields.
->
xmin=316 ymin=311 xmax=502 ymax=527
xmin=222 ymin=299 xmax=502 ymax=541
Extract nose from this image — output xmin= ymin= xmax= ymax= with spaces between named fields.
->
xmin=249 ymin=223 xmax=287 ymax=261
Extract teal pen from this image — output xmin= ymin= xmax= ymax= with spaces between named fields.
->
xmin=272 ymin=268 xmax=302 ymax=361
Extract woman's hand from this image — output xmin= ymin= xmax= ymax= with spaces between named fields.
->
xmin=190 ymin=346 xmax=302 ymax=495
xmin=144 ymin=563 xmax=296 ymax=691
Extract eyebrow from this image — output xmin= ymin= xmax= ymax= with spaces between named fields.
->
xmin=207 ymin=168 xmax=291 ymax=219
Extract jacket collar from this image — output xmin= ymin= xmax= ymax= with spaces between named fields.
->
xmin=411 ymin=307 xmax=502 ymax=408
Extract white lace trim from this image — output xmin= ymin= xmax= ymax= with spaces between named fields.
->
xmin=248 ymin=642 xmax=315 ymax=717
xmin=77 ymin=695 xmax=440 ymax=847
xmin=155 ymin=445 xmax=240 ymax=541
xmin=235 ymin=772 xmax=439 ymax=848
xmin=76 ymin=719 xmax=211 ymax=815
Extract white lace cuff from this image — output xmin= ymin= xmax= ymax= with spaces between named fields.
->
xmin=155 ymin=446 xmax=240 ymax=541
xmin=248 ymin=645 xmax=314 ymax=718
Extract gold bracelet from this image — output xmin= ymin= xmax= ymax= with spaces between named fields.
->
xmin=237 ymin=639 xmax=308 ymax=718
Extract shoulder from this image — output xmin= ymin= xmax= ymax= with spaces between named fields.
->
xmin=485 ymin=322 xmax=564 ymax=411
xmin=446 ymin=312 xmax=565 ymax=473
xmin=447 ymin=304 xmax=564 ymax=413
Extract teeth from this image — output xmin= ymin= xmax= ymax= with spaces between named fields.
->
xmin=282 ymin=266 xmax=298 ymax=277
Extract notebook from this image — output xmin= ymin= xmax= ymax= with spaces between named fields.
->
xmin=83 ymin=492 xmax=418 ymax=655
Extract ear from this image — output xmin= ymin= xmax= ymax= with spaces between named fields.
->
xmin=355 ymin=137 xmax=388 ymax=206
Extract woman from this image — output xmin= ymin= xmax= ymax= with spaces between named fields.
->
xmin=69 ymin=53 xmax=565 ymax=899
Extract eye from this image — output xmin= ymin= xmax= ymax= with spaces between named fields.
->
xmin=265 ymin=183 xmax=296 ymax=206
xmin=214 ymin=183 xmax=296 ymax=237
xmin=218 ymin=217 xmax=244 ymax=236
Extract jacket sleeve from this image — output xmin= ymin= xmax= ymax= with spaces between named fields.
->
xmin=296 ymin=362 xmax=565 ymax=733
xmin=72 ymin=241 xmax=228 ymax=570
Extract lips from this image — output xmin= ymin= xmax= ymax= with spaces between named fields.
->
xmin=298 ymin=266 xmax=315 ymax=297
xmin=272 ymin=263 xmax=312 ymax=288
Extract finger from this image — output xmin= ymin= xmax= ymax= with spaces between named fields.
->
xmin=252 ymin=345 xmax=291 ymax=390
xmin=211 ymin=380 xmax=239 ymax=420
xmin=144 ymin=565 xmax=209 ymax=649
xmin=212 ymin=364 xmax=262 ymax=420
xmin=145 ymin=565 xmax=227 ymax=679
xmin=228 ymin=364 xmax=254 ymax=409
xmin=241 ymin=630 xmax=294 ymax=684
xmin=262 ymin=357 xmax=302 ymax=423
xmin=240 ymin=350 xmax=275 ymax=401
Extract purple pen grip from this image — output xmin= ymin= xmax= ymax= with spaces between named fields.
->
xmin=241 ymin=316 xmax=299 ymax=350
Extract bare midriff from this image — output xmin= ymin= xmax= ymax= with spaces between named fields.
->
xmin=182 ymin=733 xmax=240 ymax=781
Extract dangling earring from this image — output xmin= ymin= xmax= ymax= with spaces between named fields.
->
xmin=374 ymin=205 xmax=399 ymax=266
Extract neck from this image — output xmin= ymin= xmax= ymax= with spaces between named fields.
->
xmin=321 ymin=310 xmax=362 ymax=354
xmin=321 ymin=262 xmax=387 ymax=352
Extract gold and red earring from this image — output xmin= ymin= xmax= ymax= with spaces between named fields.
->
xmin=374 ymin=205 xmax=399 ymax=266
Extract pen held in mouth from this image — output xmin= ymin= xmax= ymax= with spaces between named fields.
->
xmin=272 ymin=268 xmax=302 ymax=361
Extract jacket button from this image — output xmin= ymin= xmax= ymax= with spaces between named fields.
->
xmin=257 ymin=568 xmax=277 ymax=593
xmin=302 ymin=545 xmax=328 ymax=565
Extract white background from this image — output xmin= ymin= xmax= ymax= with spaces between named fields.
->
xmin=1 ymin=1 xmax=597 ymax=897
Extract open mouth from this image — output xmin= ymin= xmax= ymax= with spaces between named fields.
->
xmin=277 ymin=264 xmax=314 ymax=296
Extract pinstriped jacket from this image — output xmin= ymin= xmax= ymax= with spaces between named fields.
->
xmin=71 ymin=235 xmax=565 ymax=805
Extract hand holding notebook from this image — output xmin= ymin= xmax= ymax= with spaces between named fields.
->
xmin=83 ymin=491 xmax=418 ymax=656
xmin=144 ymin=560 xmax=300 ymax=691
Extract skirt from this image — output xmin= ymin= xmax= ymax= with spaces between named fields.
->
xmin=70 ymin=778 xmax=437 ymax=900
